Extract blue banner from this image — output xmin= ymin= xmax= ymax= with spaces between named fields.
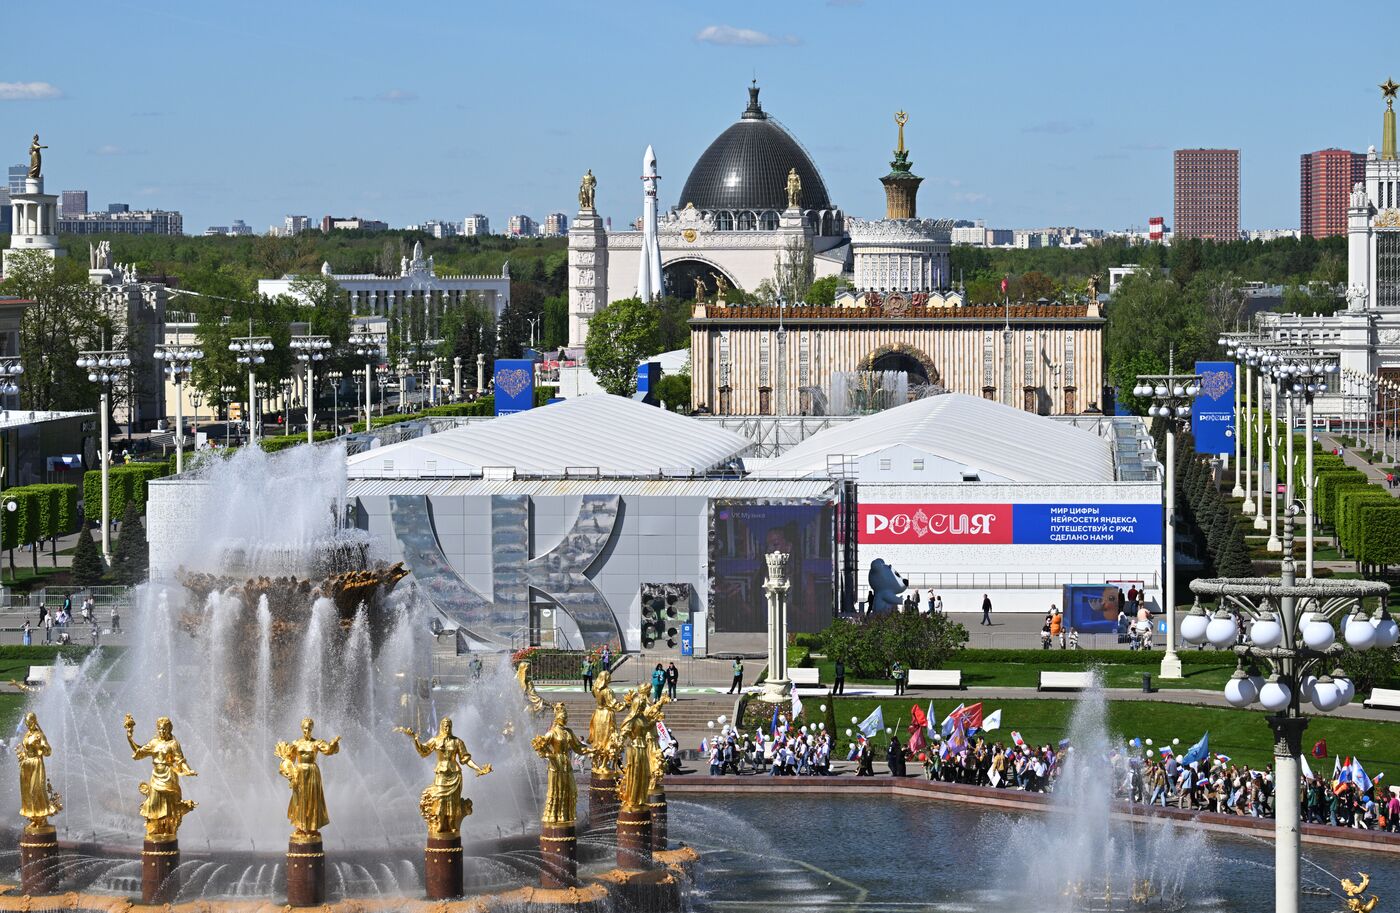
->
xmin=1191 ymin=361 xmax=1236 ymax=455
xmin=1012 ymin=504 xmax=1163 ymax=545
xmin=1062 ymin=584 xmax=1123 ymax=634
xmin=493 ymin=359 xmax=535 ymax=416
xmin=679 ymin=622 xmax=693 ymax=657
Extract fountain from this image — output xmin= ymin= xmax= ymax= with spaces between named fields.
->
xmin=0 ymin=443 xmax=696 ymax=912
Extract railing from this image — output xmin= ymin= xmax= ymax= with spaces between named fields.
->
xmin=855 ymin=571 xmax=1160 ymax=596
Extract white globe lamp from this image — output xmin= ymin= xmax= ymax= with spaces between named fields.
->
xmin=1248 ymin=616 xmax=1282 ymax=649
xmin=1258 ymin=677 xmax=1292 ymax=712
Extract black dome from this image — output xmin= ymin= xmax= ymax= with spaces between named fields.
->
xmin=678 ymin=84 xmax=833 ymax=213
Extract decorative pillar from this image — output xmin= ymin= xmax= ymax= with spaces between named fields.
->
xmin=426 ymin=833 xmax=464 ymax=899
xmin=453 ymin=356 xmax=462 ymax=401
xmin=19 ymin=826 xmax=59 ymax=896
xmin=477 ymin=353 xmax=485 ymax=392
xmin=760 ymin=551 xmax=792 ymax=703
xmin=615 ymin=808 xmax=652 ymax=870
xmin=285 ymin=835 xmax=326 ymax=906
xmin=648 ymin=789 xmax=667 ymax=851
xmin=141 ymin=838 xmax=180 ymax=904
xmin=589 ymin=769 xmax=619 ymax=825
xmin=1255 ymin=370 xmax=1267 ymax=530
xmin=539 ymin=821 xmax=578 ymax=889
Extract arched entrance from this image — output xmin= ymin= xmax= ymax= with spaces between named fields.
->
xmin=861 ymin=344 xmax=938 ymax=386
xmin=663 ymin=258 xmax=739 ymax=301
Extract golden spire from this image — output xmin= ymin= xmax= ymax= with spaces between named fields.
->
xmin=894 ymin=110 xmax=908 ymax=155
xmin=1383 ymin=79 xmax=1398 ymax=161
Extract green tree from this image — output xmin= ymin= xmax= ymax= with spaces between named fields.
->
xmin=541 ymin=295 xmax=568 ymax=349
xmin=70 ymin=525 xmax=104 ymax=587
xmin=653 ymin=373 xmax=691 ymax=411
xmin=584 ymin=297 xmax=658 ymax=396
xmin=773 ymin=236 xmax=814 ymax=304
xmin=806 ymin=275 xmax=841 ymax=306
xmin=109 ymin=501 xmax=148 ymax=586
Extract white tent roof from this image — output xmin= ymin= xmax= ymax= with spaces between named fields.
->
xmin=346 ymin=394 xmax=751 ymax=478
xmin=751 ymin=393 xmax=1114 ymax=483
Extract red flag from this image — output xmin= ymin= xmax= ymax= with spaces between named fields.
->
xmin=1312 ymin=738 xmax=1328 ymax=759
xmin=908 ymin=724 xmax=926 ymax=754
xmin=953 ymin=702 xmax=983 ymax=731
xmin=1000 ymin=277 xmax=1008 ymax=295
xmin=910 ymin=703 xmax=927 ymax=728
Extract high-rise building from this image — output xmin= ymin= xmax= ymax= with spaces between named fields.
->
xmin=59 ymin=209 xmax=183 ymax=235
xmin=108 ymin=203 xmax=130 ymax=214
xmin=1148 ymin=216 xmax=1165 ymax=242
xmin=6 ymin=165 xmax=25 ymax=195
xmin=507 ymin=214 xmax=537 ymax=237
xmin=228 ymin=219 xmax=252 ymax=236
xmin=283 ymin=215 xmax=311 ymax=236
xmin=1300 ymin=148 xmax=1366 ymax=239
xmin=60 ymin=190 xmax=87 ymax=218
xmin=463 ymin=214 xmax=490 ymax=236
xmin=1173 ymin=148 xmax=1239 ymax=241
xmin=319 ymin=215 xmax=387 ymax=233
xmin=542 ymin=212 xmax=569 ymax=237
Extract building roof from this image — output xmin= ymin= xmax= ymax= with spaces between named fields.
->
xmin=346 ymin=477 xmax=835 ymax=500
xmin=346 ymin=394 xmax=753 ymax=479
xmin=678 ymin=83 xmax=833 ymax=213
xmin=750 ymin=393 xmax=1115 ymax=483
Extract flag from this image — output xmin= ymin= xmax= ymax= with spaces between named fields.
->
xmin=1301 ymin=754 xmax=1314 ymax=780
xmin=1011 ymin=731 xmax=1027 ymax=750
xmin=769 ymin=705 xmax=780 ymax=736
xmin=926 ymin=702 xmax=937 ymax=739
xmin=910 ymin=703 xmax=928 ymax=729
xmin=700 ymin=738 xmax=709 ymax=754
xmin=1159 ymin=746 xmax=1174 ymax=759
xmin=940 ymin=703 xmax=965 ymax=738
xmin=858 ymin=706 xmax=885 ymax=739
xmin=943 ymin=719 xmax=968 ymax=758
xmin=1000 ymin=276 xmax=1009 ymax=295
xmin=1181 ymin=732 xmax=1210 ymax=766
xmin=955 ymin=703 xmax=984 ymax=731
xmin=1335 ymin=755 xmax=1347 ymax=782
xmin=1351 ymin=759 xmax=1374 ymax=792
xmin=790 ymin=689 xmax=804 ymax=722
xmin=908 ymin=704 xmax=928 ymax=753
xmin=982 ymin=709 xmax=1002 ymax=732
xmin=1312 ymin=738 xmax=1328 ymax=759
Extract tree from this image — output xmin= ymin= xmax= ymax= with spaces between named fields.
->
xmin=773 ymin=236 xmax=814 ymax=304
xmin=541 ymin=295 xmax=568 ymax=349
xmin=806 ymin=275 xmax=841 ymax=306
xmin=653 ymin=373 xmax=691 ymax=411
xmin=109 ymin=502 xmax=148 ymax=586
xmin=584 ymin=297 xmax=658 ymax=396
xmin=71 ymin=525 xmax=104 ymax=586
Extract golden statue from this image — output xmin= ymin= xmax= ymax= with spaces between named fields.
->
xmin=693 ymin=275 xmax=708 ymax=302
xmin=894 ymin=110 xmax=908 ymax=154
xmin=15 ymin=712 xmax=61 ymax=833
xmin=517 ymin=661 xmax=547 ymax=715
xmin=27 ymin=134 xmax=46 ymax=180
xmin=395 ymin=718 xmax=491 ymax=838
xmin=274 ymin=717 xmax=341 ymax=841
xmin=579 ymin=170 xmax=597 ymax=211
xmin=587 ymin=670 xmax=629 ymax=776
xmin=647 ymin=699 xmax=670 ymax=792
xmin=1087 ymin=273 xmax=1101 ymax=301
xmin=615 ymin=691 xmax=669 ymax=811
xmin=124 ymin=714 xmax=197 ymax=841
xmin=530 ymin=703 xmax=593 ymax=826
xmin=785 ymin=168 xmax=802 ymax=210
xmin=1343 ymin=874 xmax=1378 ymax=913
xmin=711 ymin=273 xmax=730 ymax=301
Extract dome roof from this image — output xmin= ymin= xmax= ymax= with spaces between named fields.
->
xmin=678 ymin=84 xmax=833 ymax=213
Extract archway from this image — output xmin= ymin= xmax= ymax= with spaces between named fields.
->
xmin=862 ymin=344 xmax=938 ymax=386
xmin=663 ymin=258 xmax=739 ymax=301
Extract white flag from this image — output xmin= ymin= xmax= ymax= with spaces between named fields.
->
xmin=982 ymin=709 xmax=1003 ymax=732
xmin=790 ymin=689 xmax=804 ymax=721
xmin=1301 ymin=753 xmax=1314 ymax=780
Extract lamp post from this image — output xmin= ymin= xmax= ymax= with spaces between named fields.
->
xmin=152 ymin=341 xmax=204 ymax=474
xmin=189 ymin=390 xmax=203 ymax=449
xmin=1275 ymin=352 xmax=1336 ymax=578
xmin=349 ymin=328 xmax=384 ymax=429
xmin=376 ymin=366 xmax=390 ymax=417
xmin=326 ymin=370 xmax=343 ymax=435
xmin=229 ymin=327 xmax=273 ymax=445
xmin=290 ymin=335 xmax=332 ymax=444
xmin=1132 ymin=369 xmax=1202 ymax=680
xmin=218 ymin=384 xmax=237 ymax=443
xmin=1186 ymin=505 xmax=1392 ymax=913
xmin=0 ymin=357 xmax=23 ymax=409
xmin=75 ymin=344 xmax=131 ymax=563
xmin=396 ymin=359 xmax=410 ymax=413
xmin=453 ymin=356 xmax=462 ymax=401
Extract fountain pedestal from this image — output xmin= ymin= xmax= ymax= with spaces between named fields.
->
xmin=425 ymin=834 xmax=464 ymax=899
xmin=648 ymin=790 xmax=667 ymax=851
xmin=615 ymin=808 xmax=652 ymax=870
xmin=539 ymin=822 xmax=578 ymax=888
xmin=286 ymin=836 xmax=325 ymax=907
xmin=589 ymin=771 xmax=618 ymax=824
xmin=19 ymin=826 xmax=59 ymax=895
xmin=141 ymin=837 xmax=180 ymax=904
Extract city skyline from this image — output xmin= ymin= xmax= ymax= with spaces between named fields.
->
xmin=1 ymin=1 xmax=1392 ymax=235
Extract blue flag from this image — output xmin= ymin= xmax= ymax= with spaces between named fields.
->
xmin=769 ymin=704 xmax=780 ymax=736
xmin=1182 ymin=731 xmax=1210 ymax=766
xmin=858 ymin=706 xmax=885 ymax=739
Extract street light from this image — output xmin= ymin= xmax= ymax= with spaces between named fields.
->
xmin=290 ymin=335 xmax=332 ymax=444
xmin=229 ymin=327 xmax=273 ymax=444
xmin=397 ymin=358 xmax=411 ymax=413
xmin=375 ymin=365 xmax=390 ymax=417
xmin=189 ymin=389 xmax=203 ymax=450
xmin=75 ymin=344 xmax=132 ymax=562
xmin=217 ymin=384 xmax=238 ymax=443
xmin=1132 ymin=369 xmax=1202 ymax=680
xmin=1274 ymin=351 xmax=1336 ymax=578
xmin=1187 ymin=504 xmax=1391 ymax=913
xmin=326 ymin=369 xmax=343 ymax=435
xmin=349 ymin=328 xmax=385 ymax=428
xmin=152 ymin=341 xmax=204 ymax=473
xmin=0 ymin=357 xmax=23 ymax=400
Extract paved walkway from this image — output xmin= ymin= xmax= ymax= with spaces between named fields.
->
xmin=1319 ymin=433 xmax=1399 ymax=494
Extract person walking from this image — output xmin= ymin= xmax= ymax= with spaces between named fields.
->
xmin=980 ymin=593 xmax=993 ymax=626
xmin=581 ymin=656 xmax=594 ymax=693
xmin=665 ymin=661 xmax=679 ymax=700
xmin=833 ymin=658 xmax=846 ymax=695
xmin=650 ymin=663 xmax=666 ymax=701
xmin=728 ymin=658 xmax=745 ymax=694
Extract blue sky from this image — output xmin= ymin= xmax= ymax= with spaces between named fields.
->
xmin=3 ymin=1 xmax=1390 ymax=235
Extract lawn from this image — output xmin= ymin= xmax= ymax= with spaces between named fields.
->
xmin=795 ymin=654 xmax=1233 ymax=691
xmin=826 ymin=696 xmax=1400 ymax=773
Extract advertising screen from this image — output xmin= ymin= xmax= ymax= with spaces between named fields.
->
xmin=859 ymin=503 xmax=1162 ymax=546
xmin=493 ymin=359 xmax=535 ymax=416
xmin=711 ymin=501 xmax=834 ymax=633
xmin=1191 ymin=360 xmax=1236 ymax=455
xmin=1062 ymin=583 xmax=1126 ymax=634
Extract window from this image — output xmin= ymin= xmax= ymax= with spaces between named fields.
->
xmin=912 ymin=459 xmax=924 ymax=471
xmin=879 ymin=459 xmax=892 ymax=471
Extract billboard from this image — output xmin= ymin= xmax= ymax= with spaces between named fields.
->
xmin=493 ymin=359 xmax=535 ymax=416
xmin=711 ymin=501 xmax=834 ymax=633
xmin=859 ymin=503 xmax=1162 ymax=546
xmin=1062 ymin=583 xmax=1126 ymax=634
xmin=1191 ymin=361 xmax=1235 ymax=455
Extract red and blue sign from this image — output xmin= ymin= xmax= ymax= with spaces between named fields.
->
xmin=859 ymin=503 xmax=1162 ymax=546
xmin=1191 ymin=361 xmax=1236 ymax=456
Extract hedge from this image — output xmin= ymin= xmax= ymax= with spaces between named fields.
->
xmin=1360 ymin=503 xmax=1400 ymax=567
xmin=0 ymin=484 xmax=80 ymax=549
xmin=259 ymin=431 xmax=334 ymax=453
xmin=82 ymin=463 xmax=169 ymax=520
xmin=947 ymin=647 xmax=1238 ymax=668
xmin=1338 ymin=487 xmax=1396 ymax=555
xmin=1317 ymin=470 xmax=1371 ymax=527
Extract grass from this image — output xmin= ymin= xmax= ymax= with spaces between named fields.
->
xmin=0 ymin=693 xmax=23 ymax=732
xmin=829 ymin=696 xmax=1400 ymax=772
xmin=797 ymin=656 xmax=1234 ymax=691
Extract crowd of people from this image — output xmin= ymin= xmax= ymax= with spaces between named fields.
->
xmin=24 ymin=595 xmax=116 ymax=647
xmin=705 ymin=717 xmax=834 ymax=777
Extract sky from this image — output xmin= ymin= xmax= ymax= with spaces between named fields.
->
xmin=2 ymin=0 xmax=1392 ymax=236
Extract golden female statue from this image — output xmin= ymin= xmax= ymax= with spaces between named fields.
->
xmin=124 ymin=714 xmax=197 ymax=840
xmin=27 ymin=135 xmax=46 ymax=180
xmin=517 ymin=661 xmax=546 ymax=714
xmin=615 ymin=691 xmax=668 ymax=811
xmin=274 ymin=717 xmax=341 ymax=840
xmin=395 ymin=718 xmax=491 ymax=838
xmin=531 ymin=703 xmax=593 ymax=826
xmin=15 ymin=712 xmax=61 ymax=832
xmin=587 ymin=670 xmax=629 ymax=776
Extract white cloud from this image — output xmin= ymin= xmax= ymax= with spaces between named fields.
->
xmin=0 ymin=81 xmax=63 ymax=101
xmin=695 ymin=25 xmax=799 ymax=47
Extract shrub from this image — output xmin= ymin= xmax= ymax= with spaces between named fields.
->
xmin=819 ymin=612 xmax=968 ymax=678
xmin=1359 ymin=503 xmax=1400 ymax=568
xmin=70 ymin=525 xmax=103 ymax=586
xmin=109 ymin=502 xmax=148 ymax=586
xmin=82 ymin=463 xmax=169 ymax=520
xmin=258 ymin=431 xmax=334 ymax=453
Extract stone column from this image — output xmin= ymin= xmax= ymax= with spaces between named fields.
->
xmin=19 ymin=826 xmax=59 ymax=895
xmin=760 ymin=551 xmax=792 ymax=703
xmin=425 ymin=833 xmax=464 ymax=899
xmin=615 ymin=808 xmax=652 ymax=870
xmin=539 ymin=821 xmax=578 ymax=888
xmin=589 ymin=769 xmax=620 ymax=825
xmin=285 ymin=836 xmax=325 ymax=906
xmin=648 ymin=789 xmax=667 ymax=851
xmin=141 ymin=837 xmax=180 ymax=904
